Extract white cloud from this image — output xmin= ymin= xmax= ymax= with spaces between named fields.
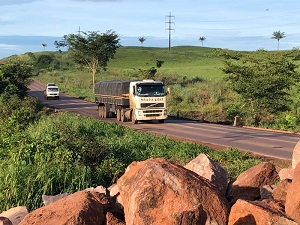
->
xmin=0 ymin=0 xmax=37 ymax=6
xmin=0 ymin=43 xmax=18 ymax=50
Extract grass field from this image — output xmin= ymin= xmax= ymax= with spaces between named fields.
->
xmin=106 ymin=46 xmax=225 ymax=80
xmin=33 ymin=46 xmax=229 ymax=101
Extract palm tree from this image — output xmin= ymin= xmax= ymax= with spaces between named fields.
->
xmin=199 ymin=36 xmax=206 ymax=47
xmin=42 ymin=43 xmax=47 ymax=51
xmin=138 ymin=37 xmax=146 ymax=46
xmin=271 ymin=31 xmax=285 ymax=50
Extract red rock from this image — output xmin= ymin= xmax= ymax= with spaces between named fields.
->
xmin=285 ymin=162 xmax=300 ymax=224
xmin=272 ymin=179 xmax=292 ymax=204
xmin=0 ymin=217 xmax=12 ymax=225
xmin=184 ymin=153 xmax=228 ymax=195
xmin=0 ymin=206 xmax=28 ymax=225
xmin=106 ymin=212 xmax=125 ymax=225
xmin=292 ymin=140 xmax=300 ymax=169
xmin=19 ymin=191 xmax=106 ymax=225
xmin=226 ymin=162 xmax=279 ymax=204
xmin=117 ymin=157 xmax=230 ymax=225
xmin=260 ymin=185 xmax=274 ymax=200
xmin=228 ymin=199 xmax=297 ymax=225
xmin=278 ymin=167 xmax=294 ymax=180
xmin=261 ymin=199 xmax=285 ymax=213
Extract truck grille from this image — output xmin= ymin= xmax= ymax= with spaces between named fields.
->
xmin=143 ymin=109 xmax=163 ymax=117
xmin=141 ymin=103 xmax=164 ymax=108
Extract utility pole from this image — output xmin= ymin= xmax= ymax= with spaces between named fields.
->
xmin=77 ymin=26 xmax=82 ymax=36
xmin=165 ymin=12 xmax=175 ymax=52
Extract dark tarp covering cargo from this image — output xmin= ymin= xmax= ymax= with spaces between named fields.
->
xmin=94 ymin=80 xmax=130 ymax=106
xmin=94 ymin=80 xmax=130 ymax=96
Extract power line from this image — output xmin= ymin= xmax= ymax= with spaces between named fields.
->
xmin=165 ymin=12 xmax=175 ymax=51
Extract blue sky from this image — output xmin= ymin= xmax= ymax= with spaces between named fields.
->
xmin=1 ymin=0 xmax=300 ymax=59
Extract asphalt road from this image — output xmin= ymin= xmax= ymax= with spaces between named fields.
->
xmin=29 ymin=80 xmax=300 ymax=161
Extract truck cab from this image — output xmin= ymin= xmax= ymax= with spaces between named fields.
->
xmin=130 ymin=80 xmax=168 ymax=124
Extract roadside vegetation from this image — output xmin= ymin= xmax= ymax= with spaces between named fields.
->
xmin=18 ymin=45 xmax=300 ymax=131
xmin=1 ymin=43 xmax=298 ymax=212
xmin=0 ymin=60 xmax=262 ymax=212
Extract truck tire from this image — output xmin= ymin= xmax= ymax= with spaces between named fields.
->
xmin=131 ymin=110 xmax=138 ymax=124
xmin=98 ymin=106 xmax=105 ymax=118
xmin=98 ymin=106 xmax=102 ymax=118
xmin=116 ymin=108 xmax=121 ymax=121
xmin=158 ymin=119 xmax=165 ymax=123
xmin=103 ymin=106 xmax=107 ymax=118
xmin=121 ymin=108 xmax=127 ymax=122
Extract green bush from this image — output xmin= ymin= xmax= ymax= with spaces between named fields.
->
xmin=0 ymin=112 xmax=262 ymax=211
xmin=35 ymin=54 xmax=60 ymax=71
xmin=0 ymin=61 xmax=33 ymax=99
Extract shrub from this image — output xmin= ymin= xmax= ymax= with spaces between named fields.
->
xmin=35 ymin=54 xmax=60 ymax=71
xmin=0 ymin=112 xmax=262 ymax=211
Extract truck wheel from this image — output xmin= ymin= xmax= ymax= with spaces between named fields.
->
xmin=158 ymin=119 xmax=165 ymax=123
xmin=98 ymin=106 xmax=102 ymax=118
xmin=121 ymin=108 xmax=127 ymax=122
xmin=103 ymin=106 xmax=107 ymax=118
xmin=101 ymin=106 xmax=105 ymax=118
xmin=131 ymin=111 xmax=138 ymax=124
xmin=116 ymin=108 xmax=121 ymax=121
xmin=99 ymin=106 xmax=105 ymax=118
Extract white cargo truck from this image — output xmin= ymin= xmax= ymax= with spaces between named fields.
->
xmin=94 ymin=80 xmax=168 ymax=124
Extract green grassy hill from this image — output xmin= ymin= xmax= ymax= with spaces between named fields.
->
xmin=9 ymin=46 xmax=227 ymax=83
xmin=106 ymin=46 xmax=226 ymax=80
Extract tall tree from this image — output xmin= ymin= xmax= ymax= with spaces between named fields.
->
xmin=0 ymin=61 xmax=33 ymax=99
xmin=223 ymin=52 xmax=299 ymax=125
xmin=271 ymin=31 xmax=285 ymax=50
xmin=138 ymin=37 xmax=146 ymax=46
xmin=55 ymin=30 xmax=121 ymax=91
xmin=42 ymin=43 xmax=47 ymax=50
xmin=199 ymin=36 xmax=206 ymax=47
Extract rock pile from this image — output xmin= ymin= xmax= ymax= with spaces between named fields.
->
xmin=2 ymin=142 xmax=300 ymax=225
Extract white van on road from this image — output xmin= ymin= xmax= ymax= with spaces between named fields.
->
xmin=44 ymin=83 xmax=60 ymax=100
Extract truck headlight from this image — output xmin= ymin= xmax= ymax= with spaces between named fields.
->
xmin=137 ymin=110 xmax=143 ymax=116
xmin=164 ymin=109 xmax=167 ymax=115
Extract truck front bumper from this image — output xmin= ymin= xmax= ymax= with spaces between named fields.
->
xmin=135 ymin=108 xmax=168 ymax=121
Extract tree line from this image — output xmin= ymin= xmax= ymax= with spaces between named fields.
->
xmin=136 ymin=30 xmax=285 ymax=49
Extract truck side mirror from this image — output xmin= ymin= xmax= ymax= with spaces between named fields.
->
xmin=166 ymin=87 xmax=170 ymax=95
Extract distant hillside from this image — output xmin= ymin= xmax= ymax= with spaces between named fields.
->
xmin=106 ymin=46 xmax=226 ymax=80
xmin=1 ymin=46 xmax=232 ymax=80
xmin=6 ymin=45 xmax=298 ymax=81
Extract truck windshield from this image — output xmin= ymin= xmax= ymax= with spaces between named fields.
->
xmin=136 ymin=84 xmax=165 ymax=96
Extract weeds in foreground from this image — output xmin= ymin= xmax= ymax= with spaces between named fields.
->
xmin=0 ymin=112 xmax=262 ymax=211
